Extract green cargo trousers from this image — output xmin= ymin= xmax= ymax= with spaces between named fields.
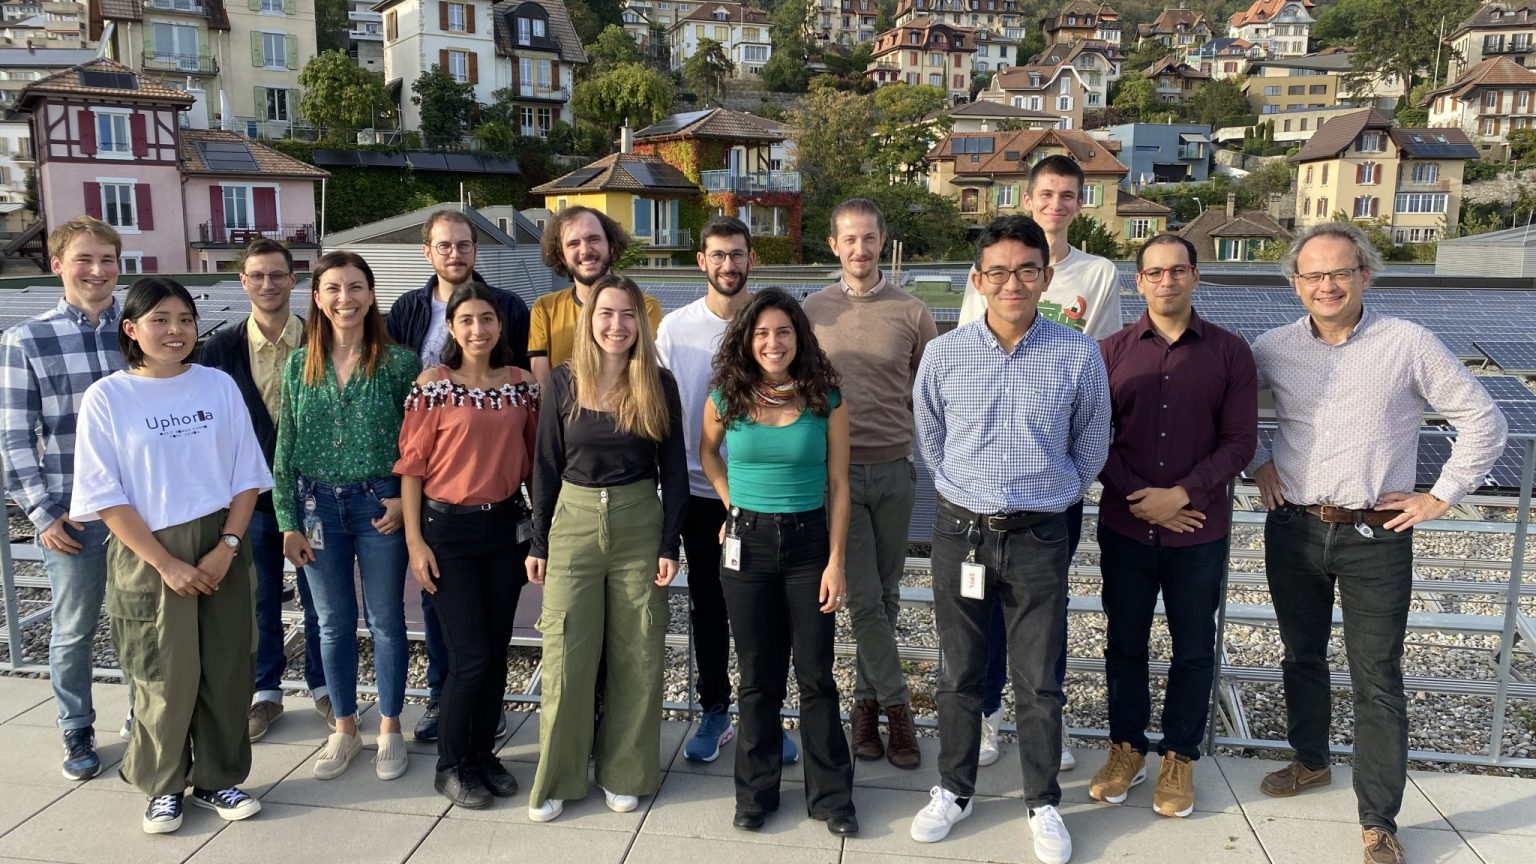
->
xmin=107 ymin=509 xmax=254 ymax=797
xmin=529 ymin=480 xmax=668 ymax=806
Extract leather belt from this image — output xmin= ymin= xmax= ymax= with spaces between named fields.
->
xmin=938 ymin=496 xmax=1052 ymax=532
xmin=425 ymin=497 xmax=523 ymax=516
xmin=1303 ymin=504 xmax=1395 ymax=527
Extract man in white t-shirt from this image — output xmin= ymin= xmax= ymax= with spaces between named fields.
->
xmin=958 ymin=154 xmax=1122 ymax=773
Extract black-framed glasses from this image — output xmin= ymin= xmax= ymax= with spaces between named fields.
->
xmin=981 ymin=266 xmax=1045 ymax=286
xmin=704 ymin=250 xmax=749 ymax=265
xmin=242 ymin=271 xmax=292 ymax=283
xmin=431 ymin=240 xmax=475 ymax=256
xmin=1138 ymin=265 xmax=1194 ymax=282
xmin=1294 ymin=267 xmax=1363 ymax=287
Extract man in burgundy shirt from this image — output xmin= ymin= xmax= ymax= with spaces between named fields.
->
xmin=1088 ymin=234 xmax=1257 ymax=818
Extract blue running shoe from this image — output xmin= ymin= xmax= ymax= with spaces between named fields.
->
xmin=684 ymin=706 xmax=734 ymax=762
xmin=782 ymin=730 xmax=800 ymax=765
xmin=61 ymin=727 xmax=100 ymax=781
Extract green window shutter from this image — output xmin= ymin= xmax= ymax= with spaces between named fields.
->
xmin=286 ymin=37 xmax=298 ymax=69
xmin=284 ymin=0 xmax=297 ymax=13
xmin=249 ymin=0 xmax=261 ymax=11
xmin=1123 ymin=220 xmax=1133 ymax=239
xmin=251 ymin=32 xmax=264 ymax=67
xmin=254 ymin=86 xmax=266 ymax=120
xmin=143 ymin=25 xmax=154 ymax=53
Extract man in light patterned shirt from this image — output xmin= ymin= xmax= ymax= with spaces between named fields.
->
xmin=0 ymin=216 xmax=125 ymax=781
xmin=1250 ymin=222 xmax=1506 ymax=864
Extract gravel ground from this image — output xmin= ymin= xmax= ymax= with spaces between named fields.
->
xmin=6 ymin=505 xmax=1535 ymax=778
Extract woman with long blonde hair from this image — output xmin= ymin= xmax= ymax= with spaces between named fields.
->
xmin=524 ymin=273 xmax=687 ymax=822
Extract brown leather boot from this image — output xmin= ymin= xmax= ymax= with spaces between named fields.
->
xmin=850 ymin=699 xmax=883 ymax=760
xmin=884 ymin=703 xmax=921 ymax=769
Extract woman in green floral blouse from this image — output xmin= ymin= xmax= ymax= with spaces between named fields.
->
xmin=275 ymin=251 xmax=418 ymax=783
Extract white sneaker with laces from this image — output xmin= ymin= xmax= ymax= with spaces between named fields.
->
xmin=910 ymin=785 xmax=972 ymax=843
xmin=978 ymin=707 xmax=1003 ymax=767
xmin=603 ymin=788 xmax=639 ymax=812
xmin=1059 ymin=716 xmax=1076 ymax=771
xmin=528 ymin=798 xmax=564 ymax=822
xmin=1028 ymin=804 xmax=1073 ymax=864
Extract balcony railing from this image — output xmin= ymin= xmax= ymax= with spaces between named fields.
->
xmin=349 ymin=27 xmax=383 ymax=41
xmin=700 ymin=170 xmax=802 ymax=194
xmin=516 ymin=84 xmax=569 ymax=100
xmin=145 ymin=0 xmax=206 ymax=13
xmin=197 ymin=222 xmax=319 ymax=246
xmin=142 ymin=52 xmax=218 ymax=75
xmin=348 ymin=9 xmax=382 ymax=23
xmin=1401 ymin=178 xmax=1451 ymax=192
xmin=637 ymin=228 xmax=692 ymax=248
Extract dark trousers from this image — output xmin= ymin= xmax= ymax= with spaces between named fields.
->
xmin=423 ymin=504 xmax=529 ymax=772
xmin=1266 ymin=505 xmax=1413 ymax=834
xmin=249 ymin=508 xmax=325 ymax=695
xmin=1098 ymin=526 xmax=1226 ymax=760
xmin=681 ymin=495 xmax=732 ymax=710
xmin=421 ymin=590 xmax=448 ymax=702
xmin=932 ymin=505 xmax=1068 ymax=808
xmin=719 ymin=507 xmax=854 ymax=818
xmin=982 ymin=499 xmax=1082 ymax=715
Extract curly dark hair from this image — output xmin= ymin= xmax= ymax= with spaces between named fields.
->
xmin=709 ymin=287 xmax=840 ymax=428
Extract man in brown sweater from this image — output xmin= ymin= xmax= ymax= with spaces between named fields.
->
xmin=803 ymin=198 xmax=938 ymax=769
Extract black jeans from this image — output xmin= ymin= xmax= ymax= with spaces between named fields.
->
xmin=681 ymin=495 xmax=732 ymax=710
xmin=1098 ymin=526 xmax=1226 ymax=760
xmin=1266 ymin=505 xmax=1413 ymax=834
xmin=423 ymin=503 xmax=529 ymax=772
xmin=932 ymin=504 xmax=1068 ymax=808
xmin=719 ymin=506 xmax=854 ymax=818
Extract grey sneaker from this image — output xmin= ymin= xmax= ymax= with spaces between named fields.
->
xmin=313 ymin=694 xmax=336 ymax=730
xmin=247 ymin=701 xmax=283 ymax=742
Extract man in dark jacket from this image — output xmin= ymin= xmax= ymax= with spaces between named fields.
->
xmin=198 ymin=238 xmax=328 ymax=741
xmin=385 ymin=209 xmax=531 ymax=743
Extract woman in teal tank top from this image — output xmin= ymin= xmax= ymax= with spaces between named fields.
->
xmin=699 ymin=288 xmax=857 ymax=836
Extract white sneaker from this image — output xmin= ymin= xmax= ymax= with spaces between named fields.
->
xmin=603 ymin=787 xmax=639 ymax=813
xmin=910 ymin=785 xmax=972 ymax=843
xmin=374 ymin=732 xmax=408 ymax=780
xmin=120 ymin=714 xmax=134 ymax=742
xmin=1059 ymin=716 xmax=1076 ymax=771
xmin=1028 ymin=804 xmax=1073 ymax=864
xmin=978 ymin=708 xmax=1003 ymax=767
xmin=313 ymin=731 xmax=361 ymax=780
xmin=528 ymin=798 xmax=564 ymax=822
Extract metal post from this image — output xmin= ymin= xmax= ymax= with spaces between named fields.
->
xmin=1 ymin=534 xmax=20 ymax=669
xmin=1487 ymin=437 xmax=1535 ymax=763
xmin=1205 ymin=481 xmax=1236 ymax=755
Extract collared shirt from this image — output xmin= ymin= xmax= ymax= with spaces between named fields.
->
xmin=914 ymin=315 xmax=1111 ymax=514
xmin=1099 ymin=309 xmax=1258 ymax=546
xmin=1253 ymin=307 xmax=1507 ymax=508
xmin=528 ymin=285 xmax=663 ymax=368
xmin=840 ymin=272 xmax=887 ymax=296
xmin=245 ymin=314 xmax=302 ymax=423
xmin=0 ymin=298 xmax=122 ymax=530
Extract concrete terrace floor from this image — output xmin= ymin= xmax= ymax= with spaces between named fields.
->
xmin=0 ymin=676 xmax=1533 ymax=864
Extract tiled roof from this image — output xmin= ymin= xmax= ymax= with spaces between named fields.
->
xmin=991 ymin=64 xmax=1073 ymax=92
xmin=16 ymin=57 xmax=194 ymax=107
xmin=1425 ymin=56 xmax=1536 ymax=102
xmin=1177 ymin=207 xmax=1293 ymax=261
xmin=927 ymin=128 xmax=1129 ymax=177
xmin=1034 ymin=39 xmax=1119 ymax=67
xmin=677 ymin=1 xmax=769 ymax=25
xmin=179 ymin=129 xmax=330 ymax=179
xmin=633 ymin=107 xmax=784 ymax=143
xmin=1289 ymin=107 xmax=1393 ymax=163
xmin=494 ymin=0 xmax=588 ymax=63
xmin=1455 ymin=2 xmax=1536 ymax=33
xmin=1388 ymin=127 xmax=1480 ymax=159
xmin=1144 ymin=56 xmax=1209 ymax=79
xmin=1231 ymin=0 xmax=1315 ymax=28
xmin=1115 ymin=188 xmax=1171 ymax=216
xmin=1138 ymin=9 xmax=1208 ymax=36
xmin=532 ymin=152 xmax=699 ymax=194
xmin=872 ymin=18 xmax=977 ymax=55
xmin=96 ymin=0 xmax=141 ymax=21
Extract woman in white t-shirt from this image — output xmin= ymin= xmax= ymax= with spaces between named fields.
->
xmin=71 ymin=278 xmax=273 ymax=835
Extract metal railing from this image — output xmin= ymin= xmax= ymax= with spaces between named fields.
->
xmin=700 ymin=170 xmax=803 ymax=194
xmin=141 ymin=52 xmax=218 ymax=75
xmin=196 ymin=222 xmax=319 ymax=245
xmin=514 ymin=84 xmax=569 ymax=100
xmin=4 ymin=432 xmax=1533 ymax=768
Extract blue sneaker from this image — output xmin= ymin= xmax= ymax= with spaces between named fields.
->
xmin=781 ymin=730 xmax=800 ymax=765
xmin=61 ymin=727 xmax=101 ymax=780
xmin=684 ymin=707 xmax=734 ymax=762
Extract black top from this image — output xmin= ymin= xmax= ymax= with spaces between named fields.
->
xmin=530 ymin=364 xmax=688 ymax=560
xmin=195 ymin=316 xmax=293 ymax=513
xmin=384 ymin=269 xmax=531 ymax=371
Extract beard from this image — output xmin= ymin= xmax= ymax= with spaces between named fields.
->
xmin=707 ymin=269 xmax=748 ymax=296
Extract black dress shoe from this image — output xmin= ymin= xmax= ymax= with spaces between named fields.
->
xmin=825 ymin=813 xmax=860 ymax=836
xmin=733 ymin=810 xmax=765 ymax=831
xmin=472 ymin=754 xmax=518 ymax=797
xmin=434 ymin=766 xmax=492 ymax=809
xmin=414 ymin=701 xmax=440 ymax=742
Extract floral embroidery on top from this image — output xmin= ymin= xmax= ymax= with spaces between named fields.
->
xmin=405 ymin=378 xmax=540 ymax=411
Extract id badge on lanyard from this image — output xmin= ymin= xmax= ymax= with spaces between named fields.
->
xmin=960 ymin=522 xmax=985 ymax=599
xmin=722 ymin=507 xmax=742 ymax=571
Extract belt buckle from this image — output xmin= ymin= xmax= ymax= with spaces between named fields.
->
xmin=1319 ymin=505 xmax=1349 ymax=523
xmin=480 ymin=502 xmax=493 ymax=511
xmin=985 ymin=512 xmax=1011 ymax=531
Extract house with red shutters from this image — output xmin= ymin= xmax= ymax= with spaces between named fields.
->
xmin=14 ymin=57 xmax=327 ymax=274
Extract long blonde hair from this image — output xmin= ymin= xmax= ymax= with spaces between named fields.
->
xmin=568 ymin=274 xmax=670 ymax=442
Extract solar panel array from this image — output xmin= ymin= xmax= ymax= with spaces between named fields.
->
xmin=78 ymin=69 xmax=136 ymax=90
xmin=1476 ymin=339 xmax=1536 ymax=373
xmin=0 ymin=282 xmax=306 ymax=339
xmin=197 ymin=140 xmax=260 ymax=173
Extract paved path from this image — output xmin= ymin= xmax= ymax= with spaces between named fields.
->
xmin=0 ymin=676 xmax=1531 ymax=864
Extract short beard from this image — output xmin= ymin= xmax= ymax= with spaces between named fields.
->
xmin=571 ymin=257 xmax=613 ymax=288
xmin=707 ymin=271 xmax=748 ymax=297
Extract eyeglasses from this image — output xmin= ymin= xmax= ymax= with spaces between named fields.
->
xmin=705 ymin=250 xmax=749 ymax=265
xmin=242 ymin=271 xmax=291 ymax=283
xmin=1295 ymin=267 xmax=1363 ymax=287
xmin=431 ymin=241 xmax=475 ymax=256
xmin=981 ymin=266 xmax=1045 ymax=286
xmin=1138 ymin=265 xmax=1194 ymax=282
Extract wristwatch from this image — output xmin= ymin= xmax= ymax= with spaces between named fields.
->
xmin=219 ymin=534 xmax=242 ymax=552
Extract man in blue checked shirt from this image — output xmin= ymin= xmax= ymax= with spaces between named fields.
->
xmin=909 ymin=215 xmax=1110 ymax=864
xmin=0 ymin=216 xmax=128 ymax=782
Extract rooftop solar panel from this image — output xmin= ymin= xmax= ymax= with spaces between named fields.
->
xmin=1498 ymin=402 xmax=1536 ymax=436
xmin=197 ymin=140 xmax=260 ymax=172
xmin=1476 ymin=340 xmax=1536 ymax=373
xmin=554 ymin=166 xmax=603 ymax=188
xmin=636 ymin=110 xmax=712 ymax=138
xmin=1479 ymin=376 xmax=1536 ymax=403
xmin=79 ymin=69 xmax=136 ymax=90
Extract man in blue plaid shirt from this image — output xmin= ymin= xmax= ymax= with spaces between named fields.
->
xmin=0 ymin=216 xmax=126 ymax=780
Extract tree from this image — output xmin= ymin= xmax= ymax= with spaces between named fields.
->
xmin=411 ymin=65 xmax=477 ymax=147
xmin=683 ymin=38 xmax=734 ymax=102
xmin=762 ymin=52 xmax=811 ymax=92
xmin=1112 ymin=75 xmax=1159 ymax=121
xmin=1311 ymin=0 xmax=1372 ymax=47
xmin=785 ymin=86 xmax=875 ymax=214
xmin=1186 ymin=77 xmax=1250 ymax=128
xmin=571 ymin=61 xmax=675 ymax=139
xmin=583 ymin=24 xmax=641 ymax=79
xmin=1349 ymin=0 xmax=1483 ymax=93
xmin=1068 ymin=215 xmax=1119 ymax=258
xmin=874 ymin=0 xmax=896 ymax=32
xmin=1509 ymin=128 xmax=1536 ymax=163
xmin=566 ymin=0 xmax=624 ymax=44
xmin=315 ymin=0 xmax=349 ymax=54
xmin=299 ymin=50 xmax=394 ymax=139
xmin=1017 ymin=29 xmax=1046 ymax=65
xmin=868 ymin=83 xmax=951 ymax=182
xmin=768 ymin=0 xmax=814 ymax=89
xmin=844 ymin=178 xmax=969 ymax=261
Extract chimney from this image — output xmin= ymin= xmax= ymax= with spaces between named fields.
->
xmin=1268 ymin=192 xmax=1283 ymax=222
xmin=1226 ymin=191 xmax=1236 ymax=219
xmin=620 ymin=122 xmax=633 ymax=154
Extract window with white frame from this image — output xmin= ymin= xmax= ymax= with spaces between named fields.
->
xmin=448 ymin=2 xmax=466 ymax=31
xmin=1058 ymin=95 xmax=1071 ymax=110
xmin=1412 ymin=162 xmax=1439 ymax=184
xmin=740 ymin=204 xmax=788 ymax=237
xmin=1358 ymin=131 xmax=1384 ymax=152
xmin=533 ymin=17 xmax=546 ymax=37
xmin=96 ymin=112 xmax=131 ymax=156
xmin=537 ymin=107 xmax=552 ymax=136
xmin=1353 ymin=196 xmax=1373 ymax=218
xmin=929 ymin=73 xmax=941 ymax=86
xmin=536 ymin=59 xmax=552 ymax=88
xmin=151 ymin=22 xmax=200 ymax=69
xmin=223 ymin=185 xmax=251 ymax=229
xmin=519 ymin=106 xmax=536 ymax=136
xmin=448 ymin=50 xmax=469 ymax=83
xmin=997 ymin=184 xmax=1016 ymax=207
xmin=1126 ymin=218 xmax=1153 ymax=240
xmin=1394 ymin=192 xmax=1447 ymax=213
xmin=101 ymin=182 xmax=135 ymax=228
xmin=1359 ymin=162 xmax=1379 ymax=184
xmin=265 ymin=88 xmax=290 ymax=122
xmin=1029 ymin=96 xmax=1041 ymax=110
xmin=1486 ymin=91 xmax=1500 ymax=109
xmin=744 ymin=44 xmax=768 ymax=61
xmin=1060 ymin=77 xmax=1069 ymax=94
xmin=517 ymin=16 xmax=530 ymax=42
xmin=262 ymin=32 xmax=287 ymax=68
xmin=119 ymin=253 xmax=143 ymax=275
xmin=260 ymin=0 xmax=282 ymax=11
xmin=1083 ymin=183 xmax=1101 ymax=207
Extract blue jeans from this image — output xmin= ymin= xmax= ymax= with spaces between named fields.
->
xmin=248 ymin=509 xmax=325 ymax=698
xmin=42 ymin=518 xmax=115 ymax=730
xmin=982 ymin=499 xmax=1082 ymax=716
xmin=298 ymin=475 xmax=408 ymax=720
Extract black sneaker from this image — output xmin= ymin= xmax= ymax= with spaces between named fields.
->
xmin=61 ymin=728 xmax=100 ymax=781
xmin=472 ymin=753 xmax=518 ymax=797
xmin=190 ymin=786 xmax=261 ymax=821
xmin=435 ymin=766 xmax=492 ymax=809
xmin=142 ymin=793 xmax=184 ymax=834
xmin=414 ymin=701 xmax=440 ymax=742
